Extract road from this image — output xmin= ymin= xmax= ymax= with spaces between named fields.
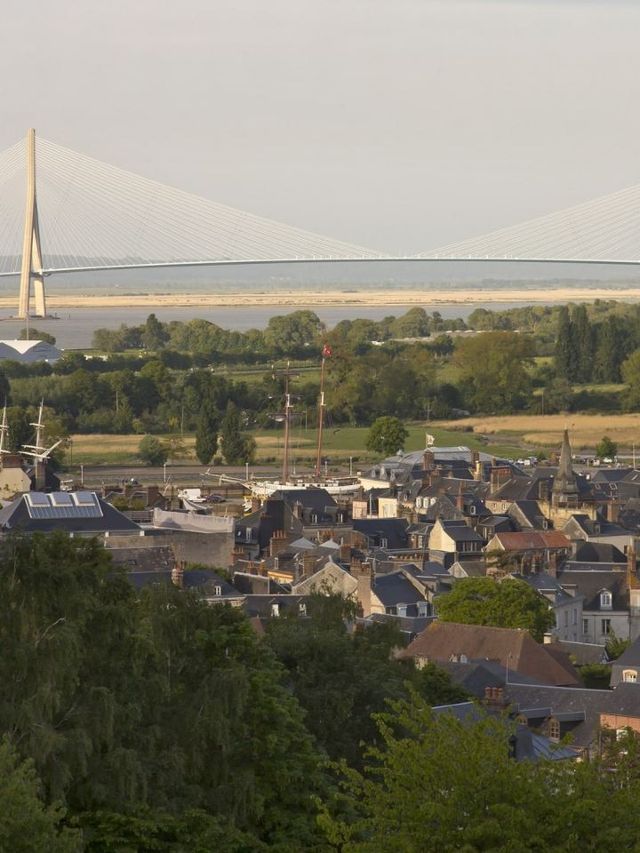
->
xmin=71 ymin=463 xmax=315 ymax=488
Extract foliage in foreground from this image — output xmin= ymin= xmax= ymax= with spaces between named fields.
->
xmin=320 ymin=692 xmax=640 ymax=852
xmin=0 ymin=532 xmax=325 ymax=850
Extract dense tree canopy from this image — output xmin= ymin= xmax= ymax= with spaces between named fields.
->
xmin=365 ymin=416 xmax=409 ymax=457
xmin=435 ymin=577 xmax=555 ymax=642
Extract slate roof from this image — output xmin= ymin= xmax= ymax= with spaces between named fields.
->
xmin=437 ymin=519 xmax=484 ymax=543
xmin=401 ymin=621 xmax=580 ymax=686
xmin=507 ymin=500 xmax=549 ymax=530
xmin=431 ymin=700 xmax=577 ymax=761
xmin=0 ymin=491 xmax=140 ymax=533
xmin=353 ymin=518 xmax=409 ymax=550
xmin=503 ymin=682 xmax=640 ymax=750
xmin=438 ymin=660 xmax=543 ymax=698
xmin=373 ymin=570 xmax=427 ymax=608
xmin=572 ymin=541 xmax=627 ymax=564
xmin=611 ymin=634 xmax=640 ymax=669
xmin=557 ymin=570 xmax=628 ymax=611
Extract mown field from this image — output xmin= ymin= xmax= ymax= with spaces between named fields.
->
xmin=68 ymin=423 xmax=526 ymax=468
xmin=435 ymin=413 xmax=640 ymax=451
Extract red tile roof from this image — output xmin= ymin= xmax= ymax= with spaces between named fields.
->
xmin=489 ymin=531 xmax=571 ymax=551
xmin=401 ymin=621 xmax=579 ymax=687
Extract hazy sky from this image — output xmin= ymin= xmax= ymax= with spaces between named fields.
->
xmin=2 ymin=0 xmax=639 ymax=253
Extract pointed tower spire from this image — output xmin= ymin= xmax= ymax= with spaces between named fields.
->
xmin=552 ymin=428 xmax=579 ymax=507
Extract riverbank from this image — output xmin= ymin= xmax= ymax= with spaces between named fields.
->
xmin=1 ymin=286 xmax=640 ymax=310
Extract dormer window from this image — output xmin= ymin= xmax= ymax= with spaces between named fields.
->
xmin=547 ymin=717 xmax=561 ymax=742
xmin=600 ymin=590 xmax=612 ymax=610
xmin=214 ymin=585 xmax=222 ymax=596
xmin=623 ymin=669 xmax=638 ymax=683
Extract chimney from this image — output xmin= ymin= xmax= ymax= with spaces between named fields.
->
xmin=456 ymin=491 xmax=465 ymax=512
xmin=352 ymin=558 xmax=373 ymax=617
xmin=339 ymin=542 xmax=351 ymax=563
xmin=423 ymin=450 xmax=435 ymax=472
xmin=472 ymin=451 xmax=483 ymax=482
xmin=171 ymin=562 xmax=184 ymax=589
xmin=484 ymin=686 xmax=505 ymax=706
xmin=302 ymin=551 xmax=316 ymax=578
xmin=489 ymin=466 xmax=511 ymax=494
xmin=269 ymin=529 xmax=289 ymax=557
xmin=609 ymin=502 xmax=620 ymax=523
xmin=537 ymin=479 xmax=549 ymax=502
xmin=1 ymin=453 xmax=23 ymax=469
xmin=628 ymin=549 xmax=637 ymax=583
xmin=34 ymin=459 xmax=46 ymax=491
xmin=547 ymin=550 xmax=558 ymax=578
xmin=251 ymin=497 xmax=260 ymax=513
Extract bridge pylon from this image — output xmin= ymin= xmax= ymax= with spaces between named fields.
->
xmin=18 ymin=129 xmax=46 ymax=320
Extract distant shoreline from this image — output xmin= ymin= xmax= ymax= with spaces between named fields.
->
xmin=2 ymin=286 xmax=640 ymax=310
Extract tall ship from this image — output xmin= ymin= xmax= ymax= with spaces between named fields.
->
xmin=220 ymin=347 xmax=360 ymax=501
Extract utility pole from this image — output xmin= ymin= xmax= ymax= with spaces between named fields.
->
xmin=18 ymin=129 xmax=46 ymax=320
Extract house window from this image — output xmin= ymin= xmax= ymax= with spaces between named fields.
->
xmin=417 ymin=601 xmax=430 ymax=617
xmin=271 ymin=603 xmax=280 ymax=617
xmin=380 ymin=537 xmax=388 ymax=549
xmin=623 ymin=669 xmax=638 ymax=683
xmin=564 ymin=611 xmax=569 ymax=627
xmin=573 ymin=609 xmax=578 ymax=625
xmin=214 ymin=585 xmax=222 ymax=596
xmin=397 ymin=604 xmax=407 ymax=617
xmin=547 ymin=718 xmax=561 ymax=741
xmin=245 ymin=527 xmax=252 ymax=542
xmin=299 ymin=602 xmax=307 ymax=617
xmin=600 ymin=591 xmax=613 ymax=610
xmin=601 ymin=618 xmax=612 ymax=636
xmin=583 ymin=619 xmax=589 ymax=636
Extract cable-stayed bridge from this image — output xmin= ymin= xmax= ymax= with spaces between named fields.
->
xmin=2 ymin=129 xmax=640 ymax=318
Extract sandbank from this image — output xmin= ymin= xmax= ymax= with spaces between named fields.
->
xmin=0 ymin=287 xmax=639 ymax=310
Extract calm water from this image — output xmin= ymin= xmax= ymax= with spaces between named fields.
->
xmin=0 ymin=301 xmax=540 ymax=349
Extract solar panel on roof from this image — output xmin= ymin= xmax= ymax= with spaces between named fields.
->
xmin=73 ymin=491 xmax=98 ymax=507
xmin=51 ymin=492 xmax=73 ymax=507
xmin=26 ymin=493 xmax=50 ymax=507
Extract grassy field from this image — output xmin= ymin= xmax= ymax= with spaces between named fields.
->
xmin=434 ymin=413 xmax=640 ymax=451
xmin=68 ymin=422 xmax=526 ymax=467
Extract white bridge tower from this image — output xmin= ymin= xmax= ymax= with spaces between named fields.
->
xmin=18 ymin=128 xmax=46 ymax=320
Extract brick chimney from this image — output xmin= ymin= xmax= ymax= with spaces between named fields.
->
xmin=352 ymin=558 xmax=373 ymax=617
xmin=628 ymin=549 xmax=638 ymax=585
xmin=489 ymin=466 xmax=511 ymax=494
xmin=484 ymin=686 xmax=505 ymax=706
xmin=608 ymin=502 xmax=621 ymax=523
xmin=269 ymin=529 xmax=289 ymax=557
xmin=456 ymin=491 xmax=465 ymax=512
xmin=547 ymin=550 xmax=558 ymax=578
xmin=302 ymin=551 xmax=317 ymax=578
xmin=339 ymin=542 xmax=352 ymax=563
xmin=423 ymin=450 xmax=435 ymax=472
xmin=537 ymin=478 xmax=549 ymax=503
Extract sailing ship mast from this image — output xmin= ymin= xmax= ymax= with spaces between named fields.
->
xmin=315 ymin=344 xmax=332 ymax=478
xmin=272 ymin=363 xmax=299 ymax=484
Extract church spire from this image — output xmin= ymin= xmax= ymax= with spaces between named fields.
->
xmin=552 ymin=429 xmax=579 ymax=506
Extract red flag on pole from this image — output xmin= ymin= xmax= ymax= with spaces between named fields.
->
xmin=322 ymin=344 xmax=332 ymax=358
